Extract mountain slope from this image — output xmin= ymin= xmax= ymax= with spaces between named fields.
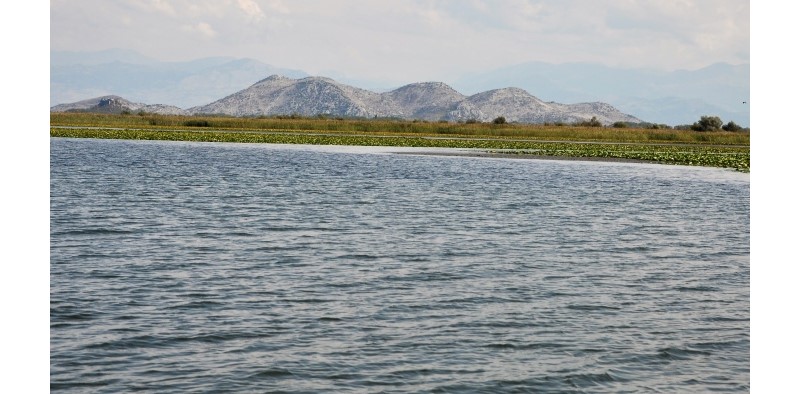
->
xmin=50 ymin=95 xmax=187 ymax=115
xmin=187 ymin=76 xmax=641 ymax=125
xmin=189 ymin=75 xmax=397 ymax=117
xmin=447 ymin=88 xmax=639 ymax=124
xmin=386 ymin=82 xmax=466 ymax=120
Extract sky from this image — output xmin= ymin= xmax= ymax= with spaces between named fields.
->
xmin=50 ymin=0 xmax=750 ymax=84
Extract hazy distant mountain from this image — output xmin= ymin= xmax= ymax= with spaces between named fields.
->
xmin=50 ymin=49 xmax=309 ymax=108
xmin=51 ymin=48 xmax=157 ymax=66
xmin=452 ymin=62 xmax=749 ymax=126
xmin=50 ymin=95 xmax=188 ymax=115
xmin=187 ymin=75 xmax=641 ymax=125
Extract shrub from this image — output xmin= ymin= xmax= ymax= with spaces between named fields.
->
xmin=493 ymin=116 xmax=507 ymax=125
xmin=722 ymin=121 xmax=743 ymax=132
xmin=691 ymin=116 xmax=723 ymax=131
xmin=184 ymin=120 xmax=211 ymax=127
xmin=576 ymin=116 xmax=603 ymax=127
xmin=612 ymin=121 xmax=628 ymax=128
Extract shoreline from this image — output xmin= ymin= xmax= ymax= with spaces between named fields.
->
xmin=391 ymin=150 xmax=656 ymax=164
xmin=49 ymin=127 xmax=750 ymax=171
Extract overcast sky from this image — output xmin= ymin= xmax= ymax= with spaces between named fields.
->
xmin=51 ymin=0 xmax=749 ymax=84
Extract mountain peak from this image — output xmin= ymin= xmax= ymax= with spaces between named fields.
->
xmin=299 ymin=76 xmax=337 ymax=83
xmin=255 ymin=74 xmax=292 ymax=84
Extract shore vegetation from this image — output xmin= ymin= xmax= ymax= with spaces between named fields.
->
xmin=50 ymin=113 xmax=750 ymax=171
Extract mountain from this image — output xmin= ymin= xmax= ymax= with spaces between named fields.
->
xmin=51 ymin=50 xmax=748 ymax=126
xmin=187 ymin=75 xmax=640 ymax=125
xmin=51 ymin=48 xmax=157 ymax=66
xmin=448 ymin=88 xmax=639 ymax=124
xmin=452 ymin=62 xmax=750 ymax=126
xmin=386 ymin=82 xmax=466 ymax=120
xmin=50 ymin=95 xmax=187 ymax=115
xmin=50 ymin=49 xmax=309 ymax=108
xmin=189 ymin=75 xmax=397 ymax=118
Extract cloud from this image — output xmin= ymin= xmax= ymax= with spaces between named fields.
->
xmin=236 ymin=0 xmax=265 ymax=21
xmin=183 ymin=22 xmax=218 ymax=38
xmin=51 ymin=0 xmax=749 ymax=82
xmin=262 ymin=0 xmax=290 ymax=14
xmin=127 ymin=0 xmax=177 ymax=16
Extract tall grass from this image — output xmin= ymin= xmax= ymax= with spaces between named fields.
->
xmin=50 ymin=113 xmax=750 ymax=146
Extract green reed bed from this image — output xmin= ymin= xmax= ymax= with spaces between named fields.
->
xmin=51 ymin=126 xmax=749 ymax=171
xmin=51 ymin=113 xmax=750 ymax=145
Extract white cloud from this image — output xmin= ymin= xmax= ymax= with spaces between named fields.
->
xmin=236 ymin=0 xmax=265 ymax=21
xmin=127 ymin=0 xmax=177 ymax=16
xmin=183 ymin=22 xmax=218 ymax=38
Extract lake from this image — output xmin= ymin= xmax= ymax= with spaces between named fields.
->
xmin=50 ymin=138 xmax=750 ymax=392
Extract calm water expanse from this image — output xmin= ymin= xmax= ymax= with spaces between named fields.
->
xmin=50 ymin=138 xmax=750 ymax=392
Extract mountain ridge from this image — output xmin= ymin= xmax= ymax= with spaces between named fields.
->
xmin=52 ymin=75 xmax=643 ymax=125
xmin=50 ymin=49 xmax=749 ymax=126
xmin=50 ymin=95 xmax=187 ymax=115
xmin=184 ymin=75 xmax=642 ymax=125
xmin=453 ymin=61 xmax=749 ymax=125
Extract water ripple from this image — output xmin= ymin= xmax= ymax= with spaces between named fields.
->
xmin=51 ymin=138 xmax=750 ymax=393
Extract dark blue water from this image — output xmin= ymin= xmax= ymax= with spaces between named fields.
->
xmin=50 ymin=138 xmax=750 ymax=392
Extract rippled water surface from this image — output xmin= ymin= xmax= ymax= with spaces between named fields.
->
xmin=50 ymin=138 xmax=750 ymax=392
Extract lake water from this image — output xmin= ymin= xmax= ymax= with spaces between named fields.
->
xmin=50 ymin=138 xmax=750 ymax=392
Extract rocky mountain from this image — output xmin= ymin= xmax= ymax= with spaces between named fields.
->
xmin=385 ymin=82 xmax=466 ymax=120
xmin=189 ymin=75 xmax=396 ymax=118
xmin=187 ymin=76 xmax=641 ymax=125
xmin=51 ymin=50 xmax=749 ymax=126
xmin=453 ymin=62 xmax=749 ymax=126
xmin=50 ymin=95 xmax=188 ymax=116
xmin=446 ymin=87 xmax=638 ymax=124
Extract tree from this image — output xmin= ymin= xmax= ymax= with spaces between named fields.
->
xmin=722 ymin=120 xmax=742 ymax=132
xmin=493 ymin=116 xmax=507 ymax=124
xmin=691 ymin=115 xmax=723 ymax=131
xmin=573 ymin=116 xmax=602 ymax=127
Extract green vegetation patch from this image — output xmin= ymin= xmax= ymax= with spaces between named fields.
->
xmin=50 ymin=127 xmax=749 ymax=171
xmin=51 ymin=113 xmax=750 ymax=145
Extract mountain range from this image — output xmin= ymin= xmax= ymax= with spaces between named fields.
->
xmin=51 ymin=49 xmax=749 ymax=126
xmin=52 ymin=75 xmax=643 ymax=125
